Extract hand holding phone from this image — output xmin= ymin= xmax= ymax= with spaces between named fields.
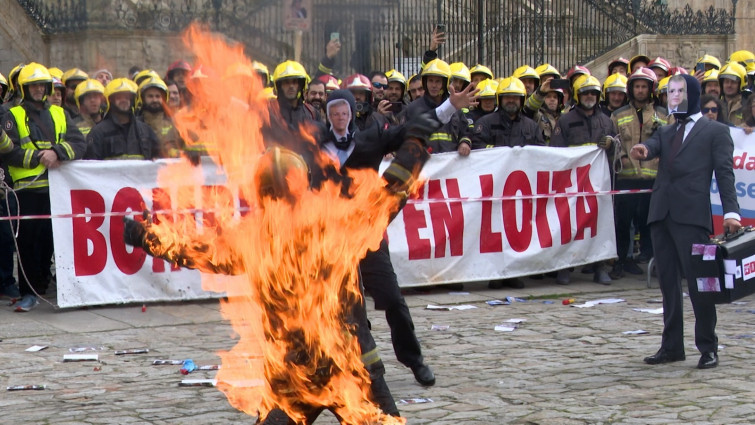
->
xmin=549 ymin=78 xmax=570 ymax=91
xmin=330 ymin=32 xmax=340 ymax=42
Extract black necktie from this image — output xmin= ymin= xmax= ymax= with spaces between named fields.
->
xmin=334 ymin=135 xmax=350 ymax=151
xmin=669 ymin=118 xmax=688 ymax=161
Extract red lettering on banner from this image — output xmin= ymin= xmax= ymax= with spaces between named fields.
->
xmin=745 ymin=261 xmax=755 ymax=275
xmin=479 ymin=174 xmax=502 ymax=253
xmin=110 ymin=187 xmax=147 ymax=275
xmin=403 ymin=185 xmax=431 ymax=260
xmin=574 ymin=165 xmax=598 ymax=240
xmin=535 ymin=171 xmax=553 ymax=248
xmin=551 ymin=169 xmax=573 ymax=245
xmin=502 ymin=171 xmax=533 ymax=252
xmin=428 ymin=179 xmax=464 ymax=258
xmin=71 ymin=190 xmax=107 ymax=276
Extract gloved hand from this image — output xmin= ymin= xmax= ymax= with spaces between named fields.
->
xmin=404 ymin=112 xmax=442 ymax=146
xmin=184 ymin=149 xmax=203 ymax=166
xmin=597 ymin=135 xmax=613 ymax=150
xmin=123 ymin=210 xmax=152 ymax=248
xmin=383 ymin=138 xmax=430 ymax=194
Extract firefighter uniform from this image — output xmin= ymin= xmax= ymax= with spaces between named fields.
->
xmin=0 ymin=63 xmax=86 ymax=302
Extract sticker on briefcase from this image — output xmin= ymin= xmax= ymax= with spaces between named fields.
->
xmin=697 ymin=277 xmax=721 ymax=292
xmin=742 ymin=254 xmax=755 ymax=281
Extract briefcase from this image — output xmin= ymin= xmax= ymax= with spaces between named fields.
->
xmin=689 ymin=226 xmax=755 ymax=304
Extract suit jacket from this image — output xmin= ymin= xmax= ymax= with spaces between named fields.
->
xmin=644 ymin=116 xmax=739 ymax=233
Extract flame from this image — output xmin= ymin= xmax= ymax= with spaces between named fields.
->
xmin=148 ymin=24 xmax=405 ymax=424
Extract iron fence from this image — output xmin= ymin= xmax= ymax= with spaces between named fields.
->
xmin=17 ymin=0 xmax=736 ymax=78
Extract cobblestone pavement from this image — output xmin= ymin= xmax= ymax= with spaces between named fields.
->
xmin=2 ymin=269 xmax=755 ymax=424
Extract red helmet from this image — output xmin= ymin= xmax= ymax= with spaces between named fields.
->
xmin=317 ymin=74 xmax=340 ymax=92
xmin=566 ymin=65 xmax=591 ymax=82
xmin=669 ymin=66 xmax=688 ymax=75
xmin=165 ymin=60 xmax=192 ymax=81
xmin=627 ymin=67 xmax=658 ymax=96
xmin=648 ymin=57 xmax=671 ymax=73
xmin=607 ymin=57 xmax=629 ymax=74
xmin=342 ymin=73 xmax=372 ymax=92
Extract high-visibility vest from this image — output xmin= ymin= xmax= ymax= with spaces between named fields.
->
xmin=8 ymin=105 xmax=70 ymax=189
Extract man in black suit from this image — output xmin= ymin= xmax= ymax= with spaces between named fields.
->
xmin=630 ymin=74 xmax=741 ymax=369
xmin=318 ymin=89 xmax=437 ymax=386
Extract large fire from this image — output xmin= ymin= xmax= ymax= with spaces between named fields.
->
xmin=146 ymin=24 xmax=406 ymax=424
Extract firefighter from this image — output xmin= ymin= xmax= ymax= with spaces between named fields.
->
xmin=610 ymin=67 xmax=669 ymax=278
xmin=72 ymin=78 xmax=105 ymax=136
xmin=470 ymin=64 xmax=494 ymax=86
xmin=512 ymin=65 xmax=540 ymax=97
xmin=550 ymin=74 xmax=615 ymax=285
xmin=343 ymin=73 xmax=388 ymax=131
xmin=608 ymin=57 xmax=630 ymax=76
xmin=137 ymin=76 xmax=182 ymax=158
xmin=600 ymin=73 xmax=628 ymax=117
xmin=270 ymin=60 xmax=319 ymax=131
xmin=86 ymin=78 xmax=161 ymax=160
xmin=456 ymin=78 xmax=498 ymax=156
xmin=61 ymin=67 xmax=89 ymax=120
xmin=628 ymin=55 xmax=651 ymax=74
xmin=719 ymin=62 xmax=747 ymax=126
xmin=0 ymin=62 xmax=86 ymax=311
xmin=701 ymin=69 xmax=721 ymax=97
xmin=648 ymin=57 xmax=672 ymax=81
xmin=533 ymin=86 xmax=565 ymax=145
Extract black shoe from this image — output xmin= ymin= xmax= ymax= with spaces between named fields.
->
xmin=608 ymin=263 xmax=624 ymax=280
xmin=635 ymin=253 xmax=652 ymax=264
xmin=487 ymin=279 xmax=504 ymax=289
xmin=580 ymin=264 xmax=595 ymax=274
xmin=502 ymin=278 xmax=525 ymax=289
xmin=556 ymin=269 xmax=570 ymax=285
xmin=697 ymin=352 xmax=718 ymax=369
xmin=443 ymin=283 xmax=465 ymax=291
xmin=644 ymin=348 xmax=686 ymax=365
xmin=411 ymin=364 xmax=436 ymax=386
xmin=623 ymin=260 xmax=643 ymax=275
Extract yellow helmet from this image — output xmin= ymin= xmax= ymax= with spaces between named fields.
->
xmin=272 ymin=60 xmax=310 ymax=95
xmin=62 ymin=68 xmax=89 ymax=87
xmin=18 ymin=62 xmax=53 ymax=101
xmin=134 ymin=69 xmax=161 ymax=86
xmin=535 ymin=63 xmax=561 ymax=79
xmin=719 ymin=62 xmax=747 ymax=90
xmin=495 ymin=77 xmax=526 ymax=97
xmin=138 ymin=76 xmax=169 ymax=102
xmin=513 ymin=65 xmax=539 ymax=82
xmin=573 ymin=74 xmax=601 ymax=104
xmin=262 ymin=86 xmax=276 ymax=100
xmin=0 ymin=72 xmax=7 ymax=94
xmin=475 ymin=78 xmax=499 ymax=99
xmin=422 ymin=58 xmax=452 ymax=80
xmin=47 ymin=67 xmax=64 ymax=80
xmin=104 ymin=78 xmax=138 ymax=113
xmin=470 ymin=64 xmax=494 ymax=80
xmin=385 ymin=69 xmax=407 ymax=86
xmin=74 ymin=78 xmax=105 ymax=107
xmin=729 ymin=50 xmax=755 ymax=67
xmin=657 ymin=76 xmax=671 ymax=95
xmin=602 ymin=73 xmax=627 ymax=96
xmin=252 ymin=61 xmax=271 ymax=87
xmin=702 ymin=69 xmax=719 ymax=84
xmin=449 ymin=62 xmax=471 ymax=83
xmin=696 ymin=54 xmax=721 ymax=70
xmin=8 ymin=64 xmax=25 ymax=94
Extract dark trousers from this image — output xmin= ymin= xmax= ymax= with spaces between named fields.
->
xmin=614 ymin=179 xmax=653 ymax=260
xmin=16 ymin=191 xmax=53 ymax=296
xmin=651 ymin=216 xmax=718 ymax=354
xmin=0 ymin=196 xmax=17 ymax=288
xmin=360 ymin=238 xmax=424 ymax=369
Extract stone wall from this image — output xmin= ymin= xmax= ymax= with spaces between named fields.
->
xmin=0 ymin=0 xmax=48 ymax=75
xmin=586 ymin=34 xmax=737 ymax=82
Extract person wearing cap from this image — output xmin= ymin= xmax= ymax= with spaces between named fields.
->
xmin=0 ymin=62 xmax=86 ymax=312
xmin=86 ymin=78 xmax=160 ymax=160
xmin=630 ymin=74 xmax=741 ymax=370
xmin=137 ymin=76 xmax=182 ymax=158
xmin=92 ymin=69 xmax=113 ymax=87
xmin=610 ymin=68 xmax=670 ymax=278
xmin=550 ymin=74 xmax=615 ymax=285
xmin=718 ymin=62 xmax=747 ymax=126
xmin=72 ymin=79 xmax=106 ymax=136
xmin=61 ymin=68 xmax=89 ymax=120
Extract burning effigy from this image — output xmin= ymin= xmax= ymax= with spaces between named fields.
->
xmin=123 ymin=25 xmax=436 ymax=424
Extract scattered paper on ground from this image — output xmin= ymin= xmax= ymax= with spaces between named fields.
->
xmin=448 ymin=292 xmax=470 ymax=295
xmin=622 ymin=330 xmax=649 ymax=335
xmin=572 ymin=298 xmax=625 ymax=308
xmin=399 ymin=398 xmax=433 ymax=404
xmin=25 ymin=345 xmax=48 ymax=352
xmin=633 ymin=308 xmax=664 ymax=314
xmin=431 ymin=325 xmax=450 ymax=331
xmin=426 ymin=304 xmax=477 ymax=311
xmin=494 ymin=325 xmax=517 ymax=332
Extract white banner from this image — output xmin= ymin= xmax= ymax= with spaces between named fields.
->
xmin=386 ymin=146 xmax=617 ymax=286
xmin=711 ymin=128 xmax=755 ymax=230
xmin=49 ymin=147 xmax=616 ymax=307
xmin=49 ymin=158 xmax=240 ymax=308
